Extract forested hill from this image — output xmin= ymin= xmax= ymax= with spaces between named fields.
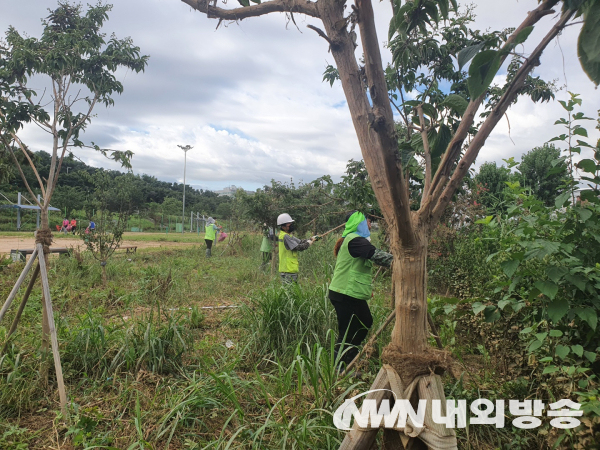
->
xmin=0 ymin=151 xmax=234 ymax=218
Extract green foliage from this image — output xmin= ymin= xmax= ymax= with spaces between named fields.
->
xmin=334 ymin=159 xmax=380 ymax=215
xmin=0 ymin=2 xmax=148 ymax=193
xmin=576 ymin=0 xmax=600 ymax=86
xmin=517 ymin=144 xmax=568 ymax=206
xmin=473 ymin=161 xmax=513 ymax=210
xmin=548 ymin=92 xmax=596 ymax=196
xmin=383 ymin=2 xmax=556 ymax=205
xmin=78 ymin=171 xmax=131 ymax=280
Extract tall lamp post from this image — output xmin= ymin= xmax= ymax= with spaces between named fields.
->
xmin=177 ymin=145 xmax=193 ymax=234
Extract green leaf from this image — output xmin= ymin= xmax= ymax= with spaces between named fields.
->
xmin=578 ymin=1 xmax=600 ymax=86
xmin=543 ymin=365 xmax=559 ymax=374
xmin=584 ymin=351 xmax=597 ymax=363
xmin=431 ymin=124 xmax=452 ymax=158
xmin=528 ymin=339 xmax=543 ymax=353
xmin=438 ymin=0 xmax=449 ymax=19
xmin=576 ymin=158 xmax=598 ymax=173
xmin=571 ymin=345 xmax=584 ymax=357
xmin=442 ymin=94 xmax=468 ymax=116
xmin=540 ymin=356 xmax=554 ymax=362
xmin=484 ymin=306 xmax=501 ymax=323
xmin=565 ymin=273 xmax=588 ymax=291
xmin=501 ymin=259 xmax=520 ymax=278
xmin=467 ymin=50 xmax=501 ymax=99
xmin=548 ymin=297 xmax=569 ymax=323
xmin=457 ymin=42 xmax=485 ymax=70
xmin=535 ymin=280 xmax=559 ymax=299
xmin=574 ymin=206 xmax=593 ymax=222
xmin=555 ymin=190 xmax=571 ymax=208
xmin=576 ymin=308 xmax=598 ymax=330
xmin=422 ymin=103 xmax=438 ymax=120
xmin=555 ymin=345 xmax=570 ymax=360
xmin=514 ymin=26 xmax=534 ymax=45
xmin=498 ymin=299 xmax=512 ymax=310
xmin=472 ymin=302 xmax=486 ymax=314
xmin=520 ymin=327 xmax=533 ymax=334
xmin=547 ymin=266 xmax=568 ymax=283
xmin=536 ymin=332 xmax=548 ymax=341
xmin=573 ymin=127 xmax=589 ymax=137
xmin=549 ymin=329 xmax=563 ymax=337
xmin=475 ymin=215 xmax=494 ymax=225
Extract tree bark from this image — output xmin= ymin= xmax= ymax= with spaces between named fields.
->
xmin=390 ymin=229 xmax=428 ymax=354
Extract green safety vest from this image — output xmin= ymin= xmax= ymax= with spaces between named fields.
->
xmin=329 ymin=232 xmax=373 ymax=300
xmin=205 ymin=224 xmax=216 ymax=241
xmin=278 ymin=230 xmax=299 ymax=273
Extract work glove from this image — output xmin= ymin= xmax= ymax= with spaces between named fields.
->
xmin=311 ymin=235 xmax=322 ymax=242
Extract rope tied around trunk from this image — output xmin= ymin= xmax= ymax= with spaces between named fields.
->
xmin=35 ymin=229 xmax=53 ymax=252
xmin=381 ymin=344 xmax=459 ymax=383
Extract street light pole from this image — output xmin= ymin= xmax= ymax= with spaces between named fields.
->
xmin=177 ymin=145 xmax=193 ymax=234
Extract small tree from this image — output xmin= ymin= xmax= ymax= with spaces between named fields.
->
xmin=474 ymin=161 xmax=512 ymax=209
xmin=518 ymin=143 xmax=568 ymax=205
xmin=81 ymin=171 xmax=133 ymax=284
xmin=0 ymin=2 xmax=147 ymax=410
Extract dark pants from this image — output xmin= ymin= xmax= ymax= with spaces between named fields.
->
xmin=205 ymin=239 xmax=213 ymax=249
xmin=329 ymin=292 xmax=373 ymax=366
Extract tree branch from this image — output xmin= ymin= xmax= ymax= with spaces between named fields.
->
xmin=307 ymin=24 xmax=332 ymax=45
xmin=0 ymin=113 xmax=47 ymax=200
xmin=356 ymin=0 xmax=415 ymax=248
xmin=417 ymin=105 xmax=432 ymax=203
xmin=1 ymin=135 xmax=42 ymax=207
xmin=180 ymin=0 xmax=320 ymax=20
xmin=418 ymin=0 xmax=560 ymax=222
xmin=428 ymin=6 xmax=575 ymax=226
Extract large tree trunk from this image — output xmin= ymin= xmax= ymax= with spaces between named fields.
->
xmin=390 ymin=230 xmax=428 ymax=354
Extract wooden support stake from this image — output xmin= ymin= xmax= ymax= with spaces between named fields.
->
xmin=36 ymin=243 xmax=68 ymax=415
xmin=1 ymin=264 xmax=40 ymax=356
xmin=0 ymin=247 xmax=38 ymax=322
xmin=338 ymin=367 xmax=390 ymax=449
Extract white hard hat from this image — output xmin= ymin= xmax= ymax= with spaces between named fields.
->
xmin=277 ymin=213 xmax=294 ymax=226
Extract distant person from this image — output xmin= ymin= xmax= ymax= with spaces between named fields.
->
xmin=89 ymin=220 xmax=95 ymax=232
xmin=260 ymin=223 xmax=274 ymax=269
xmin=204 ymin=217 xmax=221 ymax=257
xmin=70 ymin=218 xmax=77 ymax=234
xmin=277 ymin=213 xmax=319 ymax=284
xmin=62 ymin=218 xmax=69 ymax=233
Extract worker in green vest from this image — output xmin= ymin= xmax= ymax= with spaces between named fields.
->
xmin=260 ymin=223 xmax=275 ymax=269
xmin=277 ymin=213 xmax=319 ymax=283
xmin=329 ymin=211 xmax=393 ymax=371
xmin=204 ymin=217 xmax=221 ymax=257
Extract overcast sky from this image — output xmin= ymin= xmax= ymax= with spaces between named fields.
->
xmin=3 ymin=0 xmax=599 ymax=192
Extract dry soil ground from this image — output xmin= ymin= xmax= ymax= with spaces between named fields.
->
xmin=0 ymin=232 xmax=199 ymax=254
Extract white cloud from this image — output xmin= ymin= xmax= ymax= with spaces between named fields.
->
xmin=2 ymin=0 xmax=598 ymax=191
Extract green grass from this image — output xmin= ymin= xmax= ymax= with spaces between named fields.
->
xmin=0 ymin=229 xmax=574 ymax=449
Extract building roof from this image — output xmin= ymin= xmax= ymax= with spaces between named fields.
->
xmin=0 ymin=204 xmax=61 ymax=212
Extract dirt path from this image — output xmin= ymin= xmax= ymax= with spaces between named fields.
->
xmin=0 ymin=234 xmax=199 ymax=254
